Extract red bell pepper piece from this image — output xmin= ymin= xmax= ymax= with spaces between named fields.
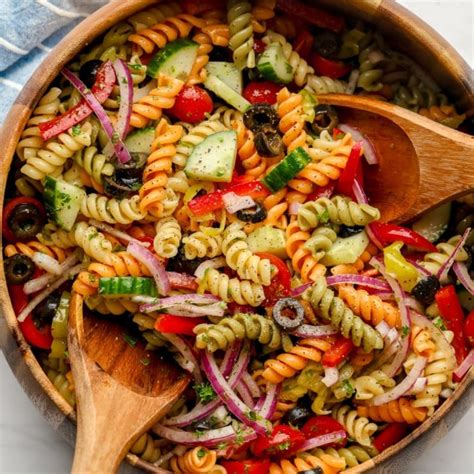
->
xmin=435 ymin=285 xmax=469 ymax=365
xmin=8 ymin=284 xmax=52 ymax=350
xmin=369 ymin=222 xmax=438 ymax=253
xmin=221 ymin=459 xmax=271 ymax=474
xmin=276 ymin=0 xmax=345 ymax=33
xmin=373 ymin=423 xmax=408 ymax=452
xmin=293 ymin=30 xmax=314 ymax=61
xmin=255 ymin=253 xmax=291 ymax=305
xmin=301 ymin=415 xmax=347 ymax=448
xmin=310 ymin=52 xmax=352 ymax=79
xmin=188 ymin=180 xmax=270 ymax=215
xmin=322 ymin=336 xmax=354 ymax=367
xmin=333 ymin=128 xmax=345 ymax=139
xmin=253 ymin=424 xmax=305 ymax=457
xmin=465 ymin=310 xmax=474 ymax=348
xmin=253 ymin=39 xmax=266 ymax=54
xmin=336 ymin=142 xmax=362 ymax=198
xmin=155 ymin=315 xmax=205 ymax=336
xmin=38 ymin=61 xmax=116 ymax=141
xmin=2 ymin=196 xmax=46 ymax=243
xmin=307 ymin=181 xmax=336 ymax=202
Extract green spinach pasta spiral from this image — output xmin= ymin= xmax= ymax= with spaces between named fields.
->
xmin=227 ymin=0 xmax=255 ymax=70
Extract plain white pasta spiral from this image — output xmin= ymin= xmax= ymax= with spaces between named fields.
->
xmin=73 ymin=146 xmax=114 ymax=185
xmin=154 ymin=217 xmax=182 ymax=258
xmin=182 ymin=231 xmax=223 ymax=260
xmin=332 ymin=405 xmax=377 ymax=447
xmin=305 ymin=74 xmax=348 ymax=95
xmin=80 ymin=194 xmax=146 ymax=225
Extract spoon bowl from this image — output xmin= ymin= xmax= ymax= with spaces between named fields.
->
xmin=317 ymin=94 xmax=474 ymax=222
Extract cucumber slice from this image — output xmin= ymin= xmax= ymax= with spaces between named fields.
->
xmin=204 ymin=74 xmax=251 ymax=113
xmin=147 ymin=38 xmax=199 ymax=80
xmin=247 ymin=226 xmax=287 ymax=259
xmin=205 ymin=62 xmax=243 ymax=94
xmin=185 ymin=130 xmax=237 ymax=182
xmin=257 ymin=42 xmax=294 ymax=84
xmin=124 ymin=127 xmax=155 ymax=154
xmin=262 ymin=147 xmax=311 ymax=192
xmin=44 ymin=176 xmax=85 ymax=231
xmin=99 ymin=277 xmax=158 ymax=298
xmin=412 ymin=203 xmax=451 ymax=243
xmin=320 ymin=231 xmax=369 ymax=266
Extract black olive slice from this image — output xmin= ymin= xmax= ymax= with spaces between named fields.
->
xmin=411 ymin=275 xmax=440 ymax=305
xmin=313 ymin=31 xmax=340 ymax=58
xmin=273 ymin=298 xmax=305 ymax=329
xmin=339 ymin=225 xmax=365 ymax=238
xmin=310 ymin=105 xmax=339 ymax=135
xmin=298 ymin=468 xmax=324 ymax=474
xmin=282 ymin=404 xmax=312 ymax=428
xmin=35 ymin=293 xmax=61 ymax=324
xmin=8 ymin=203 xmax=45 ymax=241
xmin=79 ymin=59 xmax=103 ymax=88
xmin=243 ymin=103 xmax=279 ymax=132
xmin=254 ymin=129 xmax=284 ymax=157
xmin=4 ymin=254 xmax=36 ymax=285
xmin=236 ymin=203 xmax=267 ymax=223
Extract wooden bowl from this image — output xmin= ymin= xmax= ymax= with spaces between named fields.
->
xmin=0 ymin=1 xmax=472 ymax=472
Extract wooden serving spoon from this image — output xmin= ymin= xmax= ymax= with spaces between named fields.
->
xmin=68 ymin=292 xmax=190 ymax=474
xmin=317 ymin=94 xmax=474 ymax=223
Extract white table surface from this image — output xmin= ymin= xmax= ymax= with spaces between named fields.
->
xmin=1 ymin=1 xmax=473 ymax=473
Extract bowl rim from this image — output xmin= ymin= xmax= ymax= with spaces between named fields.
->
xmin=0 ymin=0 xmax=472 ymax=472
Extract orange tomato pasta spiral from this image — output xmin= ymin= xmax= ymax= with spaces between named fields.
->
xmin=350 ymin=347 xmax=374 ymax=370
xmin=251 ymin=0 xmax=276 ymax=33
xmin=170 ymin=447 xmax=221 ymax=473
xmin=72 ymin=262 xmax=117 ymax=297
xmin=357 ymin=398 xmax=428 ymax=424
xmin=286 ymin=220 xmax=327 ymax=282
xmin=276 ymin=88 xmax=307 ymax=153
xmin=262 ymin=338 xmax=332 ymax=384
xmin=419 ymin=104 xmax=465 ymax=125
xmin=85 ymin=294 xmax=139 ymax=316
xmin=139 ymin=119 xmax=183 ymax=217
xmin=269 ymin=453 xmax=345 ymax=474
xmin=411 ymin=325 xmax=436 ymax=359
xmin=4 ymin=241 xmax=69 ymax=263
xmin=127 ymin=14 xmax=206 ymax=54
xmin=338 ymin=285 xmax=401 ymax=328
xmin=130 ymin=73 xmax=184 ymax=128
xmin=269 ymin=15 xmax=298 ymax=39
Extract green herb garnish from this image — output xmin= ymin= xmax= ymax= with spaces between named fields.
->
xmin=71 ymin=124 xmax=81 ymax=136
xmin=401 ymin=325 xmax=410 ymax=338
xmin=123 ymin=333 xmax=138 ymax=348
xmin=193 ymin=382 xmax=217 ymax=404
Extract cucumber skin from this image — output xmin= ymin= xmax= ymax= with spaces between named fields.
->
xmin=99 ymin=277 xmax=158 ymax=298
xmin=257 ymin=43 xmax=294 ymax=84
xmin=262 ymin=147 xmax=311 ymax=192
xmin=203 ymin=74 xmax=251 ymax=113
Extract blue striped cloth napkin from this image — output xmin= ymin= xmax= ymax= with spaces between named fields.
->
xmin=0 ymin=0 xmax=109 ymax=122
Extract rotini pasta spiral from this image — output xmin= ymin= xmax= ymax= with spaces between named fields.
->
xmin=139 ymin=118 xmax=184 ymax=216
xmin=353 ymin=370 xmax=396 ymax=401
xmin=357 ymin=397 xmax=428 ymax=424
xmin=46 ymin=367 xmax=76 ymax=407
xmin=128 ymin=14 xmax=206 ymax=54
xmin=154 ymin=217 xmax=182 ymax=258
xmin=305 ymin=75 xmax=348 ymax=95
xmin=73 ymin=146 xmax=114 ymax=187
xmin=80 ymin=193 xmax=146 ymax=224
xmin=262 ymin=188 xmax=304 ymax=229
xmin=182 ymin=231 xmax=223 ymax=259
xmin=227 ymin=0 xmax=255 ymax=70
xmin=170 ymin=447 xmax=221 ymax=474
xmin=222 ymin=222 xmax=275 ymax=285
xmin=209 ymin=106 xmax=243 ymax=129
xmin=194 ymin=312 xmax=282 ymax=352
xmin=306 ymin=276 xmax=384 ymax=352
xmin=411 ymin=325 xmax=436 ymax=359
xmin=4 ymin=241 xmax=69 ymax=263
xmin=130 ymin=432 xmax=162 ymax=463
xmin=21 ymin=122 xmax=92 ymax=181
xmin=420 ymin=235 xmax=469 ymax=277
xmin=130 ymin=74 xmax=184 ymax=128
xmin=297 ymin=195 xmax=381 ymax=231
xmin=127 ymin=2 xmax=182 ymax=31
xmin=419 ymin=104 xmax=465 ymax=128
xmin=262 ymin=338 xmax=332 ymax=384
xmin=198 ymin=268 xmax=265 ymax=307
xmin=332 ymin=405 xmax=377 ymax=447
xmin=269 ymin=453 xmax=345 ymax=474
xmin=85 ymin=294 xmax=139 ymax=315
xmin=311 ymin=445 xmax=375 ymax=469
xmin=338 ymin=285 xmax=401 ymax=328
xmin=263 ymin=30 xmax=314 ymax=86
xmin=276 ymin=88 xmax=307 ymax=153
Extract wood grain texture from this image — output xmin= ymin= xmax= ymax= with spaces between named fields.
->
xmin=68 ymin=293 xmax=189 ymax=474
xmin=0 ymin=1 xmax=472 ymax=473
xmin=318 ymin=94 xmax=474 ymax=222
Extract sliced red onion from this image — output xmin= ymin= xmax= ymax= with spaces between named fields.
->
xmin=291 ymin=282 xmax=312 ymax=297
xmin=339 ymin=124 xmax=378 ymax=165
xmin=453 ymin=261 xmax=474 ymax=295
xmin=366 ymin=223 xmax=384 ymax=250
xmin=154 ymin=302 xmax=225 ymax=317
xmin=17 ymin=263 xmax=86 ymax=322
xmin=141 ymin=293 xmax=218 ymax=312
xmin=376 ymin=321 xmax=390 ymax=338
xmin=385 ymin=327 xmax=399 ymax=346
xmin=24 ymin=250 xmax=81 ymax=295
xmin=405 ymin=256 xmax=431 ymax=276
xmin=352 ymin=179 xmax=369 ymax=205
xmin=162 ymin=333 xmax=201 ymax=383
xmin=242 ymin=371 xmax=261 ymax=399
xmin=291 ymin=324 xmax=338 ymax=338
xmin=374 ymin=291 xmax=394 ymax=301
xmin=153 ymin=424 xmax=241 ymax=447
xmin=128 ymin=241 xmax=170 ymax=296
xmin=326 ymin=275 xmax=390 ymax=292
xmin=436 ymin=227 xmax=471 ymax=281
xmin=368 ymin=50 xmax=385 ymax=64
xmin=346 ymin=69 xmax=360 ymax=94
xmin=407 ymin=376 xmax=427 ymax=395
xmin=222 ymin=192 xmax=256 ymax=214
xmin=164 ymin=342 xmax=247 ymax=428
xmin=62 ymin=67 xmax=132 ymax=164
xmin=257 ymin=382 xmax=279 ymax=420
xmin=321 ymin=366 xmax=339 ymax=387
xmin=194 ymin=257 xmax=226 ymax=280
xmin=370 ymin=356 xmax=427 ymax=406
xmin=89 ymin=219 xmax=150 ymax=247
xmin=202 ymin=350 xmax=272 ymax=435
xmin=297 ymin=430 xmax=347 ymax=452
xmin=404 ymin=296 xmax=424 ymax=314
xmin=236 ymin=380 xmax=255 ymax=408
xmin=112 ymin=59 xmax=133 ymax=139
xmin=32 ymin=252 xmax=62 ymax=275
xmin=289 ymin=202 xmax=302 ymax=216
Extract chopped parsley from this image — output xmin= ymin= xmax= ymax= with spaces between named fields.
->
xmin=433 ymin=317 xmax=446 ymax=331
xmin=235 ymin=425 xmax=244 ymax=445
xmin=193 ymin=382 xmax=216 ymax=404
xmin=71 ymin=124 xmax=81 ymax=136
xmin=318 ymin=209 xmax=330 ymax=224
xmin=277 ymin=440 xmax=290 ymax=451
xmin=246 ymin=410 xmax=257 ymax=421
xmin=123 ymin=333 xmax=138 ymax=348
xmin=401 ymin=325 xmax=410 ymax=338
xmin=140 ymin=357 xmax=151 ymax=366
xmin=129 ymin=63 xmax=142 ymax=71
xmin=194 ymin=429 xmax=205 ymax=438
xmin=64 ymin=350 xmax=70 ymax=359
xmin=343 ymin=379 xmax=355 ymax=397
xmin=197 ymin=447 xmax=207 ymax=459
xmin=216 ymin=442 xmax=228 ymax=450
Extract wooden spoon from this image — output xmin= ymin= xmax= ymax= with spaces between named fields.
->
xmin=68 ymin=292 xmax=190 ymax=474
xmin=317 ymin=94 xmax=474 ymax=223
